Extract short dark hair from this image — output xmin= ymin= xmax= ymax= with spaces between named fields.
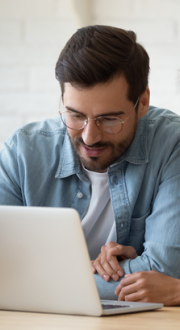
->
xmin=55 ymin=25 xmax=150 ymax=104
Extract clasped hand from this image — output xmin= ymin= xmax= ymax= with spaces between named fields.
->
xmin=91 ymin=242 xmax=137 ymax=282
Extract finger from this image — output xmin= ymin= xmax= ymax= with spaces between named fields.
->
xmin=118 ymin=293 xmax=125 ymax=301
xmin=91 ymin=260 xmax=96 ymax=273
xmin=101 ymin=257 xmax=122 ymax=281
xmin=118 ymin=291 xmax=125 ymax=301
xmin=115 ymin=275 xmax=139 ymax=295
xmin=100 ymin=245 xmax=123 ymax=277
xmin=93 ymin=260 xmax=111 ymax=281
xmin=118 ymin=284 xmax=139 ymax=301
xmin=93 ymin=248 xmax=113 ymax=280
xmin=120 ymin=283 xmax=138 ymax=296
xmin=92 ymin=267 xmax=96 ymax=273
xmin=124 ymin=271 xmax=141 ymax=278
xmin=94 ymin=257 xmax=120 ymax=281
xmin=115 ymin=282 xmax=130 ymax=296
xmin=117 ymin=283 xmax=140 ymax=302
xmin=106 ymin=253 xmax=124 ymax=277
xmin=109 ymin=245 xmax=124 ymax=256
xmin=118 ymin=292 xmax=144 ymax=302
xmin=123 ymin=272 xmax=141 ymax=285
xmin=115 ymin=283 xmax=122 ymax=296
xmin=123 ymin=292 xmax=144 ymax=302
xmin=118 ymin=287 xmax=140 ymax=301
xmin=110 ymin=245 xmax=138 ymax=259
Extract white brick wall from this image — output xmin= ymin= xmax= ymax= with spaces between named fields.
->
xmin=93 ymin=0 xmax=180 ymax=19
xmin=0 ymin=0 xmax=79 ymax=150
xmin=0 ymin=67 xmax=27 ymax=91
xmin=92 ymin=0 xmax=180 ymax=114
xmin=0 ymin=0 xmax=180 ymax=150
xmin=25 ymin=20 xmax=77 ymax=45
xmin=0 ymin=0 xmax=54 ymax=18
xmin=0 ymin=21 xmax=22 ymax=43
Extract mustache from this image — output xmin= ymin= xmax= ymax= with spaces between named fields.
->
xmin=74 ymin=137 xmax=110 ymax=149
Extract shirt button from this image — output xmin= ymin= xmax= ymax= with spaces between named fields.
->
xmin=77 ymin=192 xmax=83 ymax=199
xmin=121 ymin=223 xmax=124 ymax=228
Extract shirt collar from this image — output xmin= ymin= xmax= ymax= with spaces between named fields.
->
xmin=110 ymin=113 xmax=148 ymax=167
xmin=56 ymin=113 xmax=148 ymax=178
xmin=55 ymin=131 xmax=82 ymax=179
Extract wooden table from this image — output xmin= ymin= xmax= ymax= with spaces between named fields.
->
xmin=0 ymin=307 xmax=180 ymax=330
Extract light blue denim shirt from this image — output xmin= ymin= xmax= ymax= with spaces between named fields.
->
xmin=1 ymin=106 xmax=180 ymax=299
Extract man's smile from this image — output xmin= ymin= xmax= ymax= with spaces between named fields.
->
xmin=81 ymin=145 xmax=107 ymax=157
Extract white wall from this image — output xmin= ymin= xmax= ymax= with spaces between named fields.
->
xmin=93 ymin=0 xmax=180 ymax=114
xmin=0 ymin=0 xmax=180 ymax=150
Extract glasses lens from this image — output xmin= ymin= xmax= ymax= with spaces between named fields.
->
xmin=97 ymin=117 xmax=123 ymax=134
xmin=60 ymin=111 xmax=123 ymax=134
xmin=61 ymin=111 xmax=87 ymax=130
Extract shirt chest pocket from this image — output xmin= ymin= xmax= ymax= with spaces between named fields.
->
xmin=129 ymin=209 xmax=150 ymax=255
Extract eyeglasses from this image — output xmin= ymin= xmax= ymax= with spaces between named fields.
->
xmin=59 ymin=98 xmax=139 ymax=135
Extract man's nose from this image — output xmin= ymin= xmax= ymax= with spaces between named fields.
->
xmin=81 ymin=119 xmax=102 ymax=146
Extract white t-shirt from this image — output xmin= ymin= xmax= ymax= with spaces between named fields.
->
xmin=81 ymin=168 xmax=116 ymax=260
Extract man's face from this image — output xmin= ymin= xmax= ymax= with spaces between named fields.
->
xmin=63 ymin=75 xmax=143 ymax=172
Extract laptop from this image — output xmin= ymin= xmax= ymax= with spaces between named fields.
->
xmin=0 ymin=206 xmax=163 ymax=316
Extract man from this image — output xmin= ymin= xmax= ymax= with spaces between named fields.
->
xmin=1 ymin=25 xmax=180 ymax=301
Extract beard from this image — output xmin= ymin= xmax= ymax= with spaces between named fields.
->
xmin=68 ymin=119 xmax=138 ymax=172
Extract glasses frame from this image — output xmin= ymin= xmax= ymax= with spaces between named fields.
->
xmin=59 ymin=97 xmax=139 ymax=135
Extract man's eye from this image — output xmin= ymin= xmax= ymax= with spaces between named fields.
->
xmin=102 ymin=117 xmax=118 ymax=122
xmin=68 ymin=112 xmax=84 ymax=119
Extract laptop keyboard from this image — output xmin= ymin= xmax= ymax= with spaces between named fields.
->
xmin=102 ymin=304 xmax=130 ymax=310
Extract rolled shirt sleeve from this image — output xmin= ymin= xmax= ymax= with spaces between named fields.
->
xmin=120 ymin=143 xmax=180 ymax=278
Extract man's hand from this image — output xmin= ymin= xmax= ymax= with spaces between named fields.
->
xmin=91 ymin=242 xmax=137 ymax=282
xmin=115 ymin=270 xmax=180 ymax=305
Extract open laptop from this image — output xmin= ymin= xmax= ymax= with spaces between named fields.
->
xmin=0 ymin=206 xmax=163 ymax=316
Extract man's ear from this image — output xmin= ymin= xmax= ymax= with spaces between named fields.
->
xmin=138 ymin=86 xmax=150 ymax=119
